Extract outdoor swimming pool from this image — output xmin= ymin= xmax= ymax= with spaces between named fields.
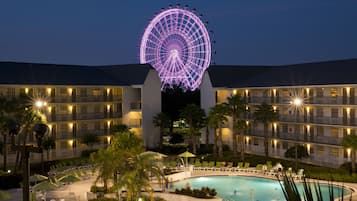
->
xmin=170 ymin=175 xmax=352 ymax=201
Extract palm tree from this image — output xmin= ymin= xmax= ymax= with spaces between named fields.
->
xmin=180 ymin=104 xmax=206 ymax=154
xmin=91 ymin=131 xmax=166 ymax=200
xmin=224 ymin=94 xmax=246 ymax=157
xmin=342 ymin=134 xmax=357 ymax=175
xmin=207 ymin=104 xmax=229 ymax=158
xmin=235 ymin=119 xmax=248 ymax=162
xmin=153 ymin=112 xmax=170 ymax=149
xmin=115 ymin=151 xmax=166 ymax=201
xmin=13 ymin=95 xmax=44 ymax=173
xmin=110 ymin=124 xmax=131 ymax=134
xmin=80 ymin=133 xmax=100 ymax=149
xmin=0 ymin=96 xmax=10 ymax=171
xmin=253 ymin=102 xmax=279 ymax=157
xmin=42 ymin=137 xmax=56 ymax=161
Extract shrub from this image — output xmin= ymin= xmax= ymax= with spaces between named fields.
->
xmin=174 ymin=186 xmax=217 ymax=198
xmin=81 ymin=149 xmax=98 ymax=157
xmin=90 ymin=185 xmax=107 ymax=193
xmin=169 ymin=133 xmax=184 ymax=144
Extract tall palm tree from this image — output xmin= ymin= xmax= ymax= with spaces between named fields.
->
xmin=110 ymin=124 xmax=130 ymax=134
xmin=235 ymin=119 xmax=248 ymax=162
xmin=80 ymin=133 xmax=100 ymax=149
xmin=153 ymin=112 xmax=170 ymax=149
xmin=91 ymin=131 xmax=166 ymax=201
xmin=0 ymin=96 xmax=10 ymax=171
xmin=342 ymin=134 xmax=357 ymax=175
xmin=224 ymin=94 xmax=247 ymax=157
xmin=253 ymin=102 xmax=279 ymax=157
xmin=207 ymin=104 xmax=229 ymax=158
xmin=13 ymin=95 xmax=44 ymax=173
xmin=180 ymin=104 xmax=206 ymax=154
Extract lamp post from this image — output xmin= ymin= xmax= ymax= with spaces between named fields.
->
xmin=292 ymin=97 xmax=303 ymax=172
xmin=9 ymin=122 xmax=49 ymax=201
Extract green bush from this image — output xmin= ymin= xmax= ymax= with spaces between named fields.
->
xmin=175 ymin=186 xmax=217 ymax=198
xmin=81 ymin=149 xmax=98 ymax=157
xmin=90 ymin=185 xmax=107 ymax=193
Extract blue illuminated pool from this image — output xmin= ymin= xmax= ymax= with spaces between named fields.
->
xmin=169 ymin=176 xmax=352 ymax=201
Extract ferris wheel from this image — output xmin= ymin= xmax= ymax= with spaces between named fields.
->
xmin=140 ymin=7 xmax=211 ymax=90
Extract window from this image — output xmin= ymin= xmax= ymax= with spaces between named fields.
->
xmin=80 ymin=123 xmax=88 ymax=131
xmin=80 ymin=88 xmax=87 ymax=97
xmin=80 ymin=105 xmax=88 ymax=114
xmin=317 ymin=127 xmax=324 ymax=137
xmin=330 ymin=88 xmax=338 ymax=97
xmin=316 ymin=108 xmax=323 ymax=117
xmin=282 ymin=142 xmax=288 ymax=149
xmin=253 ymin=139 xmax=259 ymax=146
xmin=316 ymin=88 xmax=324 ymax=97
xmin=330 ymin=148 xmax=339 ymax=157
xmin=331 ymin=128 xmax=339 ymax=137
xmin=94 ymin=105 xmax=101 ymax=113
xmin=94 ymin=122 xmax=101 ymax=131
xmin=282 ymin=124 xmax=288 ymax=133
xmin=92 ymin=88 xmax=101 ymax=96
xmin=6 ymin=88 xmax=15 ymax=97
xmin=331 ymin=108 xmax=338 ymax=118
xmin=60 ymin=88 xmax=67 ymax=95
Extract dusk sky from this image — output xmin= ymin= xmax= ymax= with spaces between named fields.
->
xmin=0 ymin=1 xmax=356 ymax=66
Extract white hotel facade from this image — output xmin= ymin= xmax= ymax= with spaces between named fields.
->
xmin=201 ymin=59 xmax=357 ymax=167
xmin=0 ymin=62 xmax=161 ymax=164
xmin=1 ymin=59 xmax=357 ymax=167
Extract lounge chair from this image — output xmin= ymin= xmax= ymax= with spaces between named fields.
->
xmin=215 ymin=161 xmax=222 ymax=171
xmin=243 ymin=162 xmax=250 ymax=169
xmin=201 ymin=161 xmax=209 ymax=170
xmin=237 ymin=162 xmax=243 ymax=168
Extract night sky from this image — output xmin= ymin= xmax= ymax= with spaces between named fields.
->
xmin=0 ymin=1 xmax=356 ymax=66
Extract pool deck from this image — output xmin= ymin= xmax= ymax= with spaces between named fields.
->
xmin=4 ymin=168 xmax=357 ymax=201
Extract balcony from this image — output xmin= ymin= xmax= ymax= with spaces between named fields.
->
xmin=127 ymin=119 xmax=142 ymax=128
xmin=279 ymin=115 xmax=354 ymax=126
xmin=50 ymin=96 xmax=121 ymax=103
xmin=248 ymin=130 xmax=342 ymax=145
xmin=130 ymin=102 xmax=142 ymax=110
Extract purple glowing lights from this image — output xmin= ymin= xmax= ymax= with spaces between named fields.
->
xmin=140 ymin=8 xmax=211 ymax=91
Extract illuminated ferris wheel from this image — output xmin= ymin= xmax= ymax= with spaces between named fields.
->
xmin=140 ymin=7 xmax=211 ymax=90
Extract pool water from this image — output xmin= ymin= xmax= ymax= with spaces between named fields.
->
xmin=169 ymin=176 xmax=351 ymax=201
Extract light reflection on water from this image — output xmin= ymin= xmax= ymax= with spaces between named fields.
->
xmin=169 ymin=175 xmax=351 ymax=201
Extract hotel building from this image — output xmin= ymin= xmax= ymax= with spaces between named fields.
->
xmin=0 ymin=62 xmax=161 ymax=164
xmin=201 ymin=59 xmax=357 ymax=167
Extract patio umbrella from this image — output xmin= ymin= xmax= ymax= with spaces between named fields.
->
xmin=29 ymin=174 xmax=48 ymax=184
xmin=32 ymin=181 xmax=59 ymax=191
xmin=178 ymin=151 xmax=196 ymax=168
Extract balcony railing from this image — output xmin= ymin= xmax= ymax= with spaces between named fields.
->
xmin=130 ymin=102 xmax=142 ymax=110
xmin=249 ymin=130 xmax=342 ymax=145
xmin=46 ymin=111 xmax=122 ymax=122
xmin=50 ymin=96 xmax=121 ymax=103
xmin=247 ymin=96 xmax=355 ymax=105
xmin=127 ymin=119 xmax=142 ymax=127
